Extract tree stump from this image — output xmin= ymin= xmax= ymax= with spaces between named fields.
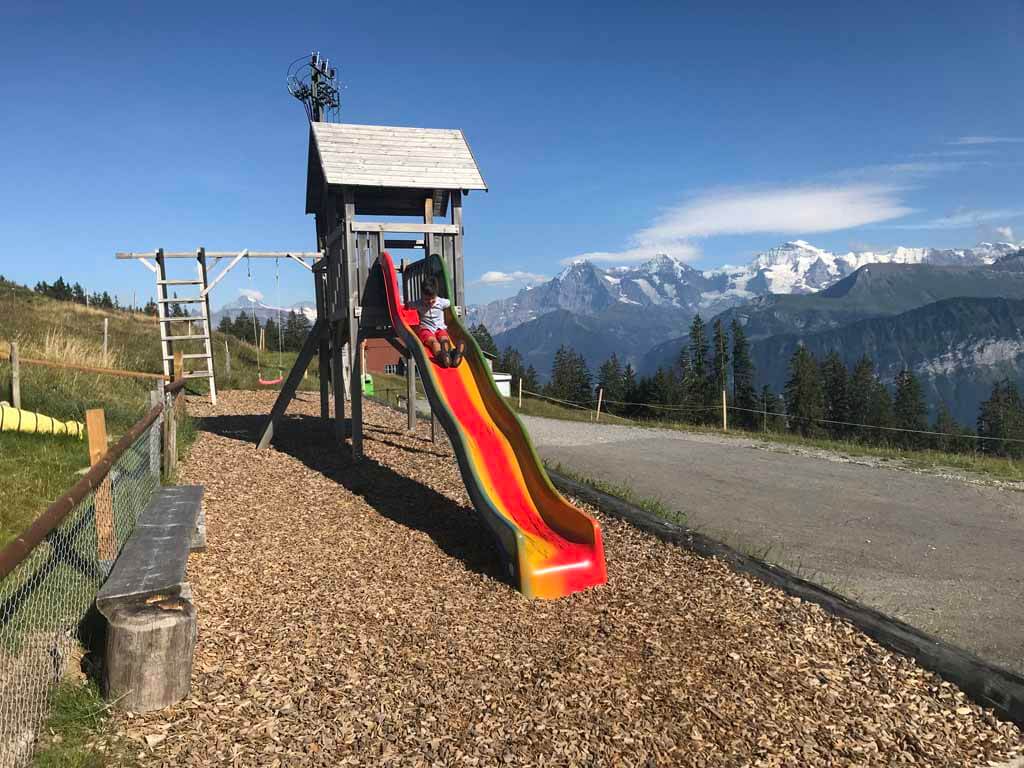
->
xmin=103 ymin=596 xmax=196 ymax=712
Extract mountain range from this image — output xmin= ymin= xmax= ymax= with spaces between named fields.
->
xmin=211 ymin=297 xmax=316 ymax=328
xmin=475 ymin=240 xmax=1024 ymax=423
xmin=472 ymin=240 xmax=1019 ymax=337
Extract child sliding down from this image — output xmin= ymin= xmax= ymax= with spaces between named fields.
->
xmin=409 ymin=276 xmax=464 ymax=368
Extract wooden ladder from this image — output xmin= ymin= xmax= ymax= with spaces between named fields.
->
xmin=154 ymin=248 xmax=218 ymax=405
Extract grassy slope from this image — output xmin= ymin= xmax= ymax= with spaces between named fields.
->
xmin=0 ymin=281 xmax=319 ymax=546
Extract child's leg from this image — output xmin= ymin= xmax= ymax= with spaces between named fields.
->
xmin=417 ymin=327 xmax=447 ymax=366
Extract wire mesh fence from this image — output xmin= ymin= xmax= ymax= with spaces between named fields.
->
xmin=0 ymin=410 xmax=163 ymax=768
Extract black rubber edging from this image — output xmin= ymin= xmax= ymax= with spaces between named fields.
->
xmin=548 ymin=469 xmax=1024 ymax=728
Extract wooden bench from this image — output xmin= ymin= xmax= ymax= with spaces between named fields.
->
xmin=95 ymin=485 xmax=204 ymax=712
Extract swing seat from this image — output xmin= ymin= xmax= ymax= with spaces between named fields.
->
xmin=258 ymin=374 xmax=284 ymax=386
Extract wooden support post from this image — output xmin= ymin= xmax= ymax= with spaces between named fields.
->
xmin=173 ymin=350 xmax=184 ymax=385
xmin=102 ymin=317 xmax=109 ymax=367
xmin=518 ymin=377 xmax=523 ymax=410
xmin=9 ymin=341 xmax=20 ymax=409
xmin=596 ymin=387 xmax=603 ymax=422
xmin=86 ymin=409 xmax=117 ymax=562
xmin=406 ymin=354 xmax=416 ymax=431
xmin=350 ymin=331 xmax=363 ymax=459
xmin=256 ymin=319 xmax=323 ymax=450
xmin=722 ymin=388 xmax=728 ymax=432
xmin=224 ymin=340 xmax=231 ymax=378
xmin=451 ymin=190 xmax=465 ymax=310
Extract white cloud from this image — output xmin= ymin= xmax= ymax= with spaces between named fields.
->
xmin=565 ymin=183 xmax=912 ymax=266
xmin=889 ymin=208 xmax=1024 ymax=230
xmin=949 ymin=136 xmax=1024 ymax=145
xmin=239 ymin=288 xmax=263 ymax=302
xmin=996 ymin=226 xmax=1016 ymax=241
xmin=476 ymin=270 xmax=548 ymax=285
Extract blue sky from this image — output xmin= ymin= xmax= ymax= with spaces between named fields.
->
xmin=0 ymin=0 xmax=1021 ymax=307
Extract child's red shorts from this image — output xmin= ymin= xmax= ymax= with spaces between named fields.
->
xmin=416 ymin=326 xmax=449 ymax=345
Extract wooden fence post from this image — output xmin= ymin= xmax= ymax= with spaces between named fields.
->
xmin=596 ymin=387 xmax=603 ymax=422
xmin=224 ymin=340 xmax=231 ymax=378
xmin=149 ymin=385 xmax=163 ymax=480
xmin=173 ymin=350 xmax=184 ymax=384
xmin=10 ymin=341 xmax=20 ymax=409
xmin=518 ymin=377 xmax=523 ymax=410
xmin=103 ymin=317 xmax=109 ymax=367
xmin=164 ymin=391 xmax=177 ymax=478
xmin=722 ymin=388 xmax=728 ymax=432
xmin=86 ymin=409 xmax=117 ymax=562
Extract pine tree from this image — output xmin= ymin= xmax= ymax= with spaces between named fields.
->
xmin=469 ymin=323 xmax=498 ymax=357
xmin=847 ymin=355 xmax=876 ymax=441
xmin=784 ymin=346 xmax=824 ymax=436
xmin=235 ymin=311 xmax=254 ymax=344
xmin=933 ymin=404 xmax=969 ymax=454
xmin=892 ymin=368 xmax=928 ymax=449
xmin=71 ymin=283 xmax=86 ymax=305
xmin=597 ymin=354 xmax=625 ymax=414
xmin=621 ymin=364 xmax=639 ymax=417
xmin=143 ymin=298 xmax=158 ymax=317
xmin=730 ymin=319 xmax=757 ymax=429
xmin=711 ymin=319 xmax=730 ymax=419
xmin=217 ymin=315 xmax=233 ymax=335
xmin=546 ymin=345 xmax=592 ymax=404
xmin=760 ymin=385 xmax=786 ymax=432
xmin=867 ymin=379 xmax=894 ymax=446
xmin=977 ymin=379 xmax=1024 ymax=458
xmin=264 ymin=317 xmax=281 ymax=354
xmin=684 ymin=315 xmax=714 ymax=422
xmin=522 ymin=365 xmax=540 ymax=394
xmin=820 ymin=351 xmax=850 ymax=439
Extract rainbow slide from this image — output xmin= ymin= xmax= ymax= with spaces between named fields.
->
xmin=379 ymin=252 xmax=607 ymax=599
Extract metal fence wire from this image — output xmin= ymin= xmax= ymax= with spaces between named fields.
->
xmin=0 ymin=413 xmax=162 ymax=768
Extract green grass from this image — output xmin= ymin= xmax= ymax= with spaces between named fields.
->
xmin=32 ymin=679 xmax=132 ymax=768
xmin=548 ymin=462 xmax=687 ymax=526
xmin=0 ymin=284 xmax=286 ymax=546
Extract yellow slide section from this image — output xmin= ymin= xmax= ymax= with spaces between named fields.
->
xmin=0 ymin=402 xmax=84 ymax=439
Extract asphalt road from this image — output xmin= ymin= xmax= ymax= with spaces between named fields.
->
xmin=521 ymin=415 xmax=1024 ymax=675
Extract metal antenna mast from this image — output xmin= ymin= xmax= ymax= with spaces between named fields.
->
xmin=287 ymin=51 xmax=340 ymax=123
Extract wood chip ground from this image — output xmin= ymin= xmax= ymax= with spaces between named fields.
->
xmin=103 ymin=391 xmax=1023 ymax=767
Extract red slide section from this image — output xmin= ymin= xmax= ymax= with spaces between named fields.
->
xmin=379 ymin=252 xmax=607 ymax=599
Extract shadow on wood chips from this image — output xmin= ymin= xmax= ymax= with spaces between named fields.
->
xmin=198 ymin=412 xmax=510 ymax=589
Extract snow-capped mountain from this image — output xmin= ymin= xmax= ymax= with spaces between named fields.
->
xmin=705 ymin=240 xmax=1018 ymax=299
xmin=212 ymin=297 xmax=316 ymax=328
xmin=468 ymin=241 xmax=1021 ymax=334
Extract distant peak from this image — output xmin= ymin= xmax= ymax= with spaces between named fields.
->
xmin=556 ymin=259 xmax=593 ymax=280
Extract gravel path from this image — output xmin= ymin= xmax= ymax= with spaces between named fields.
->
xmin=107 ymin=392 xmax=1022 ymax=766
xmin=522 ymin=415 xmax=1024 ymax=675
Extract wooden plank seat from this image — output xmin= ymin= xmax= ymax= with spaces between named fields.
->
xmin=95 ymin=485 xmax=204 ymax=713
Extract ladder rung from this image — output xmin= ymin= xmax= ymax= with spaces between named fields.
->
xmin=163 ymin=334 xmax=208 ymax=341
xmin=163 ymin=353 xmax=211 ymax=360
xmin=157 ymin=279 xmax=202 ymax=285
xmin=182 ymin=370 xmax=212 ymax=379
xmin=157 ymin=297 xmax=204 ymax=303
xmin=158 ymin=316 xmax=207 ymax=322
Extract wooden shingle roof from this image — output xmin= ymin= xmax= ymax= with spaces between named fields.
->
xmin=309 ymin=122 xmax=487 ymax=191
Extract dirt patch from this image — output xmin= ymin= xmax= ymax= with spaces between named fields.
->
xmin=104 ymin=391 xmax=1022 ymax=766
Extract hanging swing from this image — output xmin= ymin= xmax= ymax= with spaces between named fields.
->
xmin=250 ymin=257 xmax=284 ymax=386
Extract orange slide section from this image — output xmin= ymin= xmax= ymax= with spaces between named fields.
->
xmin=379 ymin=252 xmax=607 ymax=599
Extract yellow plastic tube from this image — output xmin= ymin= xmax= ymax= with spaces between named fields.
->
xmin=0 ymin=402 xmax=84 ymax=439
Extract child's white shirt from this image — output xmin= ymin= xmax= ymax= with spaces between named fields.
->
xmin=411 ymin=296 xmax=450 ymax=331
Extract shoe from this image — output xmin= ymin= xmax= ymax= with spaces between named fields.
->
xmin=449 ymin=344 xmax=464 ymax=367
xmin=435 ymin=351 xmax=448 ymax=368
